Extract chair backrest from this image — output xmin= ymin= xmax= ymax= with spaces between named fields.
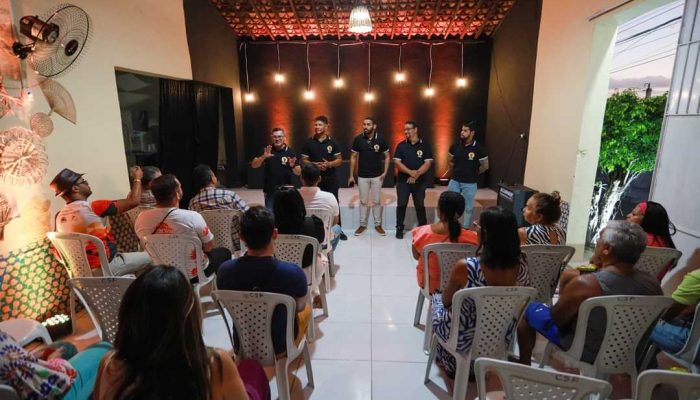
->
xmin=521 ymin=245 xmax=576 ymax=303
xmin=199 ymin=209 xmax=243 ymax=253
xmin=448 ymin=286 xmax=537 ymax=360
xmin=306 ymin=208 xmax=333 ymax=249
xmin=68 ymin=277 xmax=135 ymax=343
xmin=47 ymin=232 xmax=112 ymax=278
xmin=568 ymin=295 xmax=673 ymax=375
xmin=474 ymin=357 xmax=612 ymax=400
xmin=634 ymin=247 xmax=682 ymax=277
xmin=212 ymin=290 xmax=299 ymax=366
xmin=635 ymin=369 xmax=700 ymax=400
xmin=675 ymin=303 xmax=700 ymax=364
xmin=274 ymin=234 xmax=319 ymax=285
xmin=423 ymin=243 xmax=477 ymax=293
xmin=142 ymin=234 xmax=205 ymax=282
xmin=0 ymin=385 xmax=20 ymax=400
xmin=109 ymin=207 xmax=144 ymax=253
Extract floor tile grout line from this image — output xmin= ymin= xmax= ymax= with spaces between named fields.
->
xmin=369 ymin=228 xmax=374 ymax=396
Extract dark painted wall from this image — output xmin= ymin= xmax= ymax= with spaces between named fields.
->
xmin=239 ymin=41 xmax=492 ymax=181
xmin=485 ymin=0 xmax=542 ymax=190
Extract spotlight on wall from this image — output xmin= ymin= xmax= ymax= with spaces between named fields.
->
xmin=303 ymin=90 xmax=315 ymax=100
xmin=274 ymin=73 xmax=286 ymax=83
xmin=244 ymin=92 xmax=256 ymax=102
xmin=395 ymin=72 xmax=406 ymax=83
xmin=456 ymin=77 xmax=468 ymax=88
xmin=364 ymin=91 xmax=375 ymax=102
xmin=423 ymin=87 xmax=435 ymax=97
xmin=333 ymin=77 xmax=345 ymax=88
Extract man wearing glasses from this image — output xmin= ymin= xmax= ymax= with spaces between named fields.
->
xmin=51 ymin=166 xmax=151 ymax=276
xmin=251 ymin=127 xmax=301 ymax=210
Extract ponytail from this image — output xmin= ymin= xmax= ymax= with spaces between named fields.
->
xmin=438 ymin=191 xmax=466 ymax=242
xmin=447 ymin=218 xmax=461 ymax=242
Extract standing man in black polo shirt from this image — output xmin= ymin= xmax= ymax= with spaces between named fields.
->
xmin=447 ymin=121 xmax=489 ymax=228
xmin=393 ymin=120 xmax=434 ymax=239
xmin=251 ymin=127 xmax=301 ymax=210
xmin=348 ymin=117 xmax=390 ymax=236
xmin=301 ymin=115 xmax=347 ymax=240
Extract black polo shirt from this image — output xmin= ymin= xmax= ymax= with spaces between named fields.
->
xmin=263 ymin=145 xmax=299 ymax=194
xmin=449 ymin=140 xmax=488 ymax=183
xmin=301 ymin=136 xmax=342 ymax=180
xmin=351 ymin=132 xmax=390 ymax=178
xmin=393 ymin=139 xmax=434 ymax=184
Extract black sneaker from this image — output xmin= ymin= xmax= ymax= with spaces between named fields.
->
xmin=339 ymin=231 xmax=348 ymax=241
xmin=396 ymin=230 xmax=404 ymax=239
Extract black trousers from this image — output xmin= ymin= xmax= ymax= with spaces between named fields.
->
xmin=396 ymin=181 xmax=427 ymax=231
xmin=319 ymin=177 xmax=342 ymax=226
xmin=192 ymin=247 xmax=232 ymax=283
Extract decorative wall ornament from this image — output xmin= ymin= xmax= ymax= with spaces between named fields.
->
xmin=30 ymin=112 xmax=54 ymax=137
xmin=0 ymin=192 xmax=18 ymax=240
xmin=39 ymin=78 xmax=77 ymax=124
xmin=0 ymin=126 xmax=48 ymax=185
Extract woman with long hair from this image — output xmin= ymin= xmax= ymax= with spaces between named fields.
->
xmin=93 ymin=265 xmax=266 ymax=400
xmin=411 ymin=191 xmax=478 ymax=293
xmin=627 ymin=201 xmax=676 ymax=249
xmin=519 ymin=191 xmax=566 ymax=245
xmin=430 ymin=206 xmax=529 ymax=378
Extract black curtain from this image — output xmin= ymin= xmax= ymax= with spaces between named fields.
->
xmin=219 ymin=88 xmax=239 ymax=187
xmin=159 ymin=79 xmax=220 ymax=207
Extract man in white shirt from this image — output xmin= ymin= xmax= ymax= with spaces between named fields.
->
xmin=135 ymin=174 xmax=231 ymax=281
xmin=299 ymin=164 xmax=342 ymax=251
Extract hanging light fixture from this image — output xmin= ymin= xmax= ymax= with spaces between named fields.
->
xmin=365 ymin=43 xmax=374 ymax=102
xmin=274 ymin=43 xmax=285 ymax=84
xmin=395 ymin=44 xmax=406 ymax=83
xmin=243 ymin=43 xmax=255 ymax=102
xmin=349 ymin=5 xmax=372 ymax=34
xmin=333 ymin=44 xmax=344 ymax=88
xmin=424 ymin=44 xmax=435 ymax=97
xmin=303 ymin=43 xmax=315 ymax=100
xmin=456 ymin=42 xmax=468 ymax=88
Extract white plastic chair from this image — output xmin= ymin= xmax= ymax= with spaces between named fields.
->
xmin=142 ymin=234 xmax=215 ymax=302
xmin=0 ymin=385 xmax=19 ymax=400
xmin=642 ymin=303 xmax=700 ymax=373
xmin=424 ymin=286 xmax=538 ymax=400
xmin=634 ymin=369 xmax=700 ymax=400
xmin=199 ymin=209 xmax=243 ymax=256
xmin=521 ymin=244 xmax=576 ymax=304
xmin=0 ymin=319 xmax=52 ymax=346
xmin=474 ymin=357 xmax=612 ymax=400
xmin=634 ymin=247 xmax=683 ymax=278
xmin=274 ymin=234 xmax=327 ymax=341
xmin=415 ymin=243 xmax=477 ymax=353
xmin=538 ymin=295 xmax=673 ymax=396
xmin=306 ymin=207 xmax=336 ymax=283
xmin=213 ymin=290 xmax=314 ymax=400
xmin=68 ymin=277 xmax=135 ymax=343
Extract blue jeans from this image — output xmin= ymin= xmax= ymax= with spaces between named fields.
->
xmin=448 ymin=179 xmax=477 ymax=228
xmin=63 ymin=342 xmax=112 ymax=400
xmin=331 ymin=224 xmax=342 ymax=252
xmin=651 ymin=320 xmax=692 ymax=359
xmin=264 ymin=193 xmax=274 ymax=212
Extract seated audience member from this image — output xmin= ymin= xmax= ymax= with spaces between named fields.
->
xmin=51 ymin=167 xmax=150 ymax=276
xmin=136 ymin=166 xmax=161 ymax=208
xmin=273 ymin=187 xmax=327 ymax=293
xmin=135 ymin=174 xmax=231 ymax=281
xmin=189 ymin=164 xmax=249 ymax=212
xmin=412 ymin=191 xmax=478 ymax=294
xmin=518 ymin=220 xmax=663 ymax=365
xmin=431 ymin=206 xmax=529 ymax=378
xmin=0 ymin=332 xmax=111 ymax=400
xmin=217 ymin=207 xmax=310 ymax=355
xmin=298 ymin=164 xmax=342 ymax=251
xmin=649 ymin=248 xmax=700 ymax=361
xmin=519 ymin=191 xmax=566 ymax=245
xmin=94 ymin=265 xmax=267 ymax=400
xmin=627 ymin=201 xmax=677 ymax=279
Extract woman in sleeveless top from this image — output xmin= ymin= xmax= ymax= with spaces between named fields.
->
xmin=627 ymin=201 xmax=677 ymax=279
xmin=519 ymin=191 xmax=566 ymax=245
xmin=93 ymin=265 xmax=268 ymax=400
xmin=412 ymin=191 xmax=478 ymax=293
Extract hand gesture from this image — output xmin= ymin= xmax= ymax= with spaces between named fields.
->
xmin=287 ymin=156 xmax=297 ymax=167
xmin=263 ymin=145 xmax=273 ymax=158
xmin=407 ymin=177 xmax=416 ymax=184
xmin=130 ymin=165 xmax=143 ymax=180
xmin=410 ymin=170 xmax=419 ymax=179
xmin=348 ymin=177 xmax=356 ymax=187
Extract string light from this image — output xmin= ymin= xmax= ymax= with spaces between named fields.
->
xmin=274 ymin=43 xmax=285 ymax=84
xmin=333 ymin=45 xmax=344 ymax=88
xmin=456 ymin=42 xmax=468 ymax=88
xmin=395 ymin=44 xmax=406 ymax=83
xmin=424 ymin=44 xmax=435 ymax=97
xmin=303 ymin=43 xmax=314 ymax=101
xmin=365 ymin=43 xmax=374 ymax=102
xmin=243 ymin=43 xmax=255 ymax=102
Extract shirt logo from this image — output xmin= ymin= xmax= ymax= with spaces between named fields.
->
xmin=468 ymin=152 xmax=475 ymax=160
xmin=417 ymin=150 xmax=423 ymax=158
xmin=281 ymin=156 xmax=288 ymax=165
xmin=327 ymin=145 xmax=333 ymax=153
xmin=373 ymin=144 xmax=380 ymax=152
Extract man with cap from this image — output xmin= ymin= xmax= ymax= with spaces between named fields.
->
xmin=51 ymin=166 xmax=151 ymax=276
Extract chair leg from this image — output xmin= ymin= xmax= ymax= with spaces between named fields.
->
xmin=452 ymin=356 xmax=471 ymax=400
xmin=538 ymin=342 xmax=553 ymax=368
xmin=275 ymin=359 xmax=291 ymax=400
xmin=306 ymin=297 xmax=316 ymax=342
xmin=323 ymin=258 xmax=331 ymax=293
xmin=37 ymin=324 xmax=53 ymax=345
xmin=328 ymin=250 xmax=336 ymax=277
xmin=423 ymin=304 xmax=434 ymax=354
xmin=69 ymin=291 xmax=77 ymax=333
xmin=414 ymin=289 xmax=425 ymax=327
xmin=691 ymin=364 xmax=699 ymax=374
xmin=640 ymin=343 xmax=658 ymax=371
xmin=424 ymin=335 xmax=438 ymax=384
xmin=302 ymin=342 xmax=315 ymax=388
xmin=320 ymin=277 xmax=329 ymax=317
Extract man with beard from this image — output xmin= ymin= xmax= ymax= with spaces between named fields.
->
xmin=251 ymin=127 xmax=301 ymax=210
xmin=301 ymin=115 xmax=347 ymax=240
xmin=348 ymin=117 xmax=390 ymax=236
xmin=447 ymin=121 xmax=489 ymax=228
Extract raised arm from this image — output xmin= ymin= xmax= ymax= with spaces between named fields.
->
xmin=114 ymin=166 xmax=143 ymax=214
xmin=251 ymin=145 xmax=272 ymax=169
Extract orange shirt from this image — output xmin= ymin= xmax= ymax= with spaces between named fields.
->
xmin=412 ymin=224 xmax=478 ymax=293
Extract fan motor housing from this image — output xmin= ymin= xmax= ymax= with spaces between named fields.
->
xmin=20 ymin=15 xmax=59 ymax=44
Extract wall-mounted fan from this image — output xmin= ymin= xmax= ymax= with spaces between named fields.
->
xmin=11 ymin=4 xmax=91 ymax=78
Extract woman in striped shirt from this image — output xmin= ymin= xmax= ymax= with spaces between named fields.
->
xmin=519 ymin=191 xmax=566 ymax=245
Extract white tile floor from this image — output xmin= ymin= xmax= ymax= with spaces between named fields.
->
xmin=202 ymin=228 xmax=460 ymax=399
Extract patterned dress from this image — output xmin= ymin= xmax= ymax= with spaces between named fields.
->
xmin=525 ymin=224 xmax=566 ymax=245
xmin=431 ymin=257 xmax=530 ymax=377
